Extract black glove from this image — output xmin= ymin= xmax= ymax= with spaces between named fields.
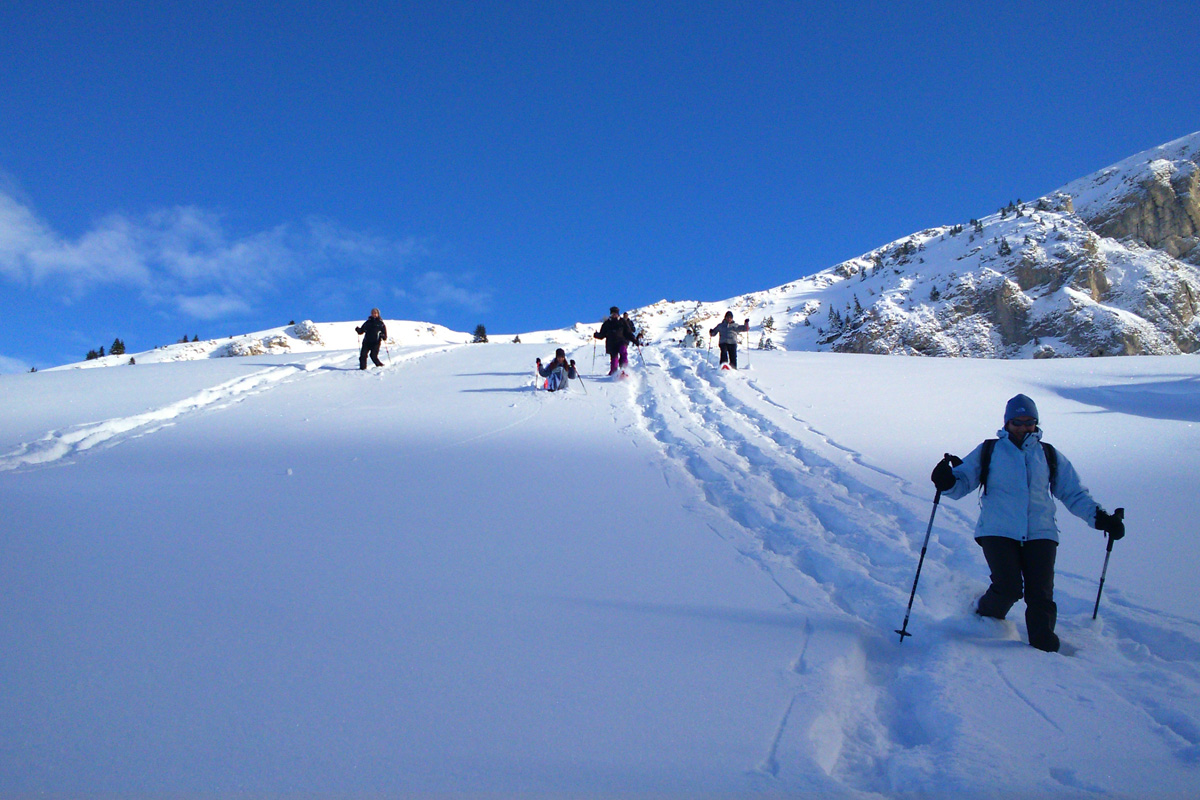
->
xmin=931 ymin=454 xmax=962 ymax=492
xmin=1096 ymin=508 xmax=1125 ymax=540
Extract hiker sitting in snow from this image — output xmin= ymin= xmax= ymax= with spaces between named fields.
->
xmin=709 ymin=311 xmax=750 ymax=369
xmin=355 ymin=308 xmax=388 ymax=370
xmin=930 ymin=393 xmax=1125 ymax=653
xmin=537 ymin=349 xmax=577 ymax=392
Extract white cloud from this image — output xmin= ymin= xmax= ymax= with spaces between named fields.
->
xmin=0 ymin=354 xmax=31 ymax=374
xmin=404 ymin=271 xmax=491 ymax=315
xmin=174 ymin=294 xmax=255 ymax=320
xmin=0 ymin=185 xmax=490 ymax=322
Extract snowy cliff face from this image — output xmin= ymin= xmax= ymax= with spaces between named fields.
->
xmin=1059 ymin=132 xmax=1200 ymax=266
xmin=633 ymin=132 xmax=1200 ymax=358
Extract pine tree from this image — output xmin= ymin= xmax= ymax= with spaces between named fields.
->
xmin=110 ymin=338 xmax=126 ymax=356
xmin=999 ymin=238 xmax=1012 ymax=256
xmin=192 ymin=335 xmax=199 ymax=342
xmin=472 ymin=324 xmax=488 ymax=343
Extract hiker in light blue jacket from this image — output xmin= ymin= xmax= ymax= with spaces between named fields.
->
xmin=536 ymin=349 xmax=577 ymax=392
xmin=931 ymin=394 xmax=1125 ymax=652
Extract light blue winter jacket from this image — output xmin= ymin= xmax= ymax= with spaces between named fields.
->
xmin=945 ymin=429 xmax=1100 ymax=544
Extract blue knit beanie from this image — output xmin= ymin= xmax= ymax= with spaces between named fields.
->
xmin=1004 ymin=394 xmax=1039 ymax=423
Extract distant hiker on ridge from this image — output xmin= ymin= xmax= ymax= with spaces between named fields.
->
xmin=355 ymin=308 xmax=388 ymax=370
xmin=930 ymin=393 xmax=1125 ymax=653
xmin=594 ymin=306 xmax=637 ymax=376
xmin=710 ymin=311 xmax=750 ymax=369
xmin=536 ymin=348 xmax=578 ymax=392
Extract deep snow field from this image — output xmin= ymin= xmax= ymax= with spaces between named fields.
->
xmin=2 ymin=342 xmax=1198 ymax=797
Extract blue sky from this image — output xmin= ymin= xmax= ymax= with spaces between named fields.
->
xmin=2 ymin=0 xmax=1198 ymax=371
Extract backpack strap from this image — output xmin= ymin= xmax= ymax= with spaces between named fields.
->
xmin=979 ymin=439 xmax=998 ymax=494
xmin=1042 ymin=441 xmax=1058 ymax=494
xmin=980 ymin=437 xmax=1058 ymax=495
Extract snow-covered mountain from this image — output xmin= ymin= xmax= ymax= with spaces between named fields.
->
xmin=626 ymin=131 xmax=1200 ymax=358
xmin=61 ymin=132 xmax=1200 ymax=371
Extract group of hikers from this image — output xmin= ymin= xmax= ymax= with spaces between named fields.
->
xmin=356 ymin=307 xmax=1127 ymax=653
xmin=356 ymin=304 xmax=754 ymax=380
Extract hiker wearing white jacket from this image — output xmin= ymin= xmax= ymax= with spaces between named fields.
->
xmin=931 ymin=394 xmax=1125 ymax=652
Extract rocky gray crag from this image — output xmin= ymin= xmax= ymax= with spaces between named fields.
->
xmin=626 ymin=133 xmax=1200 ymax=359
xmin=817 ymin=133 xmax=1200 ymax=357
xmin=1059 ymin=132 xmax=1200 ymax=267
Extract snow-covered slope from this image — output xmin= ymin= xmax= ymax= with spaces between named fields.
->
xmin=2 ymin=344 xmax=1198 ymax=796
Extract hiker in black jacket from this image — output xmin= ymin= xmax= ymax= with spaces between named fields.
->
xmin=593 ymin=306 xmax=636 ymax=376
xmin=355 ymin=308 xmax=388 ymax=370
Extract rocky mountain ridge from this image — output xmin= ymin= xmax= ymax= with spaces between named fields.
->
xmin=626 ymin=131 xmax=1200 ymax=358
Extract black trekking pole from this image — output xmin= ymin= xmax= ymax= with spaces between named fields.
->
xmin=571 ymin=360 xmax=587 ymax=394
xmin=742 ymin=320 xmax=750 ymax=369
xmin=1092 ymin=508 xmax=1124 ymax=620
xmin=896 ymin=488 xmax=943 ymax=642
xmin=635 ymin=341 xmax=646 ymax=368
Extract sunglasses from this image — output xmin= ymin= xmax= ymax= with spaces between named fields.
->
xmin=1008 ymin=418 xmax=1038 ymax=428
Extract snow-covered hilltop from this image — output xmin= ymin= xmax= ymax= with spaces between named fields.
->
xmin=62 ymin=319 xmax=473 ymax=369
xmin=628 ymin=131 xmax=1200 ymax=358
xmin=62 ymin=132 xmax=1200 ymax=369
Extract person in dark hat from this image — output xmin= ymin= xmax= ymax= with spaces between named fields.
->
xmin=593 ymin=307 xmax=637 ymax=376
xmin=709 ymin=311 xmax=750 ymax=369
xmin=930 ymin=393 xmax=1125 ymax=652
xmin=536 ymin=348 xmax=577 ymax=391
xmin=355 ymin=308 xmax=388 ymax=370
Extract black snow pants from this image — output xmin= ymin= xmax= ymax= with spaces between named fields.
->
xmin=719 ymin=342 xmax=738 ymax=368
xmin=360 ymin=339 xmax=383 ymax=369
xmin=976 ymin=536 xmax=1059 ymax=652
